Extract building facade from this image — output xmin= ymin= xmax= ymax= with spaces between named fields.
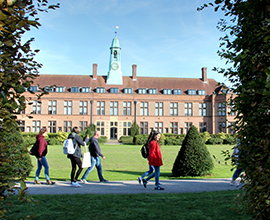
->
xmin=18 ymin=35 xmax=236 ymax=140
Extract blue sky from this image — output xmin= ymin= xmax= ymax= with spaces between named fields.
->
xmin=24 ymin=0 xmax=230 ymax=85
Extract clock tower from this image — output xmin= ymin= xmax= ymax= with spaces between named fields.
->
xmin=107 ymin=35 xmax=123 ymax=85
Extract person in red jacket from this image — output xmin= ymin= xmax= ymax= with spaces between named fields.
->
xmin=34 ymin=127 xmax=55 ymax=185
xmin=142 ymin=131 xmax=164 ymax=190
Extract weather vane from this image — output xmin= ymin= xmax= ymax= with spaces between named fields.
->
xmin=115 ymin=26 xmax=119 ymax=35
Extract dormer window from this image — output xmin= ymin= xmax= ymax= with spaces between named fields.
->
xmin=197 ymin=90 xmax=206 ymax=95
xmin=148 ymin=88 xmax=157 ymax=94
xmin=124 ymin=88 xmax=132 ymax=94
xmin=110 ymin=88 xmax=119 ymax=93
xmin=96 ymin=87 xmax=105 ymax=93
xmin=173 ymin=89 xmax=182 ymax=95
xmin=71 ymin=87 xmax=79 ymax=93
xmin=163 ymin=89 xmax=171 ymax=95
xmin=45 ymin=86 xmax=54 ymax=92
xmin=81 ymin=87 xmax=91 ymax=93
xmin=187 ymin=89 xmax=196 ymax=95
xmin=138 ymin=88 xmax=147 ymax=94
xmin=30 ymin=86 xmax=38 ymax=92
xmin=55 ymin=87 xmax=65 ymax=92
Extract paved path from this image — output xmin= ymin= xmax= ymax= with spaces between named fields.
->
xmin=25 ymin=178 xmax=241 ymax=195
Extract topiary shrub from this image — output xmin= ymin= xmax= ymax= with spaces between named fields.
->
xmin=98 ymin=136 xmax=107 ymax=143
xmin=172 ymin=125 xmax=214 ymax=177
xmin=120 ymin=136 xmax=134 ymax=144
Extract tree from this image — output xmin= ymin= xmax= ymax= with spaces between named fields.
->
xmin=198 ymin=1 xmax=270 ymax=219
xmin=130 ymin=122 xmax=139 ymax=143
xmin=0 ymin=0 xmax=59 ymax=218
xmin=172 ymin=125 xmax=213 ymax=177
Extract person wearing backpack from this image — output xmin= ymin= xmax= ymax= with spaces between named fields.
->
xmin=67 ymin=126 xmax=89 ymax=187
xmin=34 ymin=127 xmax=55 ymax=185
xmin=142 ymin=131 xmax=164 ymax=190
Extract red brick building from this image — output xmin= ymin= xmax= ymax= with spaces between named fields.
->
xmin=18 ymin=36 xmax=236 ymax=140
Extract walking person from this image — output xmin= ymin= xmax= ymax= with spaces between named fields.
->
xmin=67 ymin=126 xmax=89 ymax=187
xmin=142 ymin=131 xmax=164 ymax=190
xmin=34 ymin=127 xmax=55 ymax=185
xmin=80 ymin=130 xmax=108 ymax=183
xmin=230 ymin=139 xmax=244 ymax=186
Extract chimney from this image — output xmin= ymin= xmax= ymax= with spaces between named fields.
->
xmin=202 ymin=67 xmax=207 ymax=83
xmin=92 ymin=63 xmax=97 ymax=80
xmin=132 ymin=64 xmax=137 ymax=81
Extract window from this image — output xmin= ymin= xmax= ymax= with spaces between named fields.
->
xmin=185 ymin=122 xmax=192 ymax=134
xmin=110 ymin=88 xmax=119 ymax=93
xmin=187 ymin=89 xmax=196 ymax=95
xmin=138 ymin=88 xmax=147 ymax=94
xmin=71 ymin=87 xmax=79 ymax=93
xmin=123 ymin=122 xmax=131 ymax=135
xmin=96 ymin=121 xmax=105 ymax=135
xmin=79 ymin=121 xmax=88 ymax=131
xmin=199 ymin=103 xmax=207 ymax=116
xmin=97 ymin=101 xmax=105 ymax=115
xmin=123 ymin=102 xmax=131 ymax=116
xmin=124 ymin=88 xmax=132 ymax=94
xmin=198 ymin=90 xmax=206 ymax=95
xmin=218 ymin=102 xmax=226 ymax=116
xmin=96 ymin=87 xmax=105 ymax=93
xmin=58 ymin=127 xmax=62 ymax=132
xmin=148 ymin=88 xmax=157 ymax=94
xmin=155 ymin=122 xmax=163 ymax=133
xmin=173 ymin=89 xmax=182 ymax=95
xmin=32 ymin=120 xmax=41 ymax=133
xmin=33 ymin=100 xmax=41 ymax=114
xmin=228 ymin=106 xmax=236 ymax=116
xmin=163 ymin=89 xmax=171 ymax=95
xmin=155 ymin=102 xmax=163 ymax=116
xmin=218 ymin=122 xmax=226 ymax=133
xmin=64 ymin=101 xmax=72 ymax=115
xmin=185 ymin=103 xmax=192 ymax=116
xmin=48 ymin=121 xmax=56 ymax=133
xmin=199 ymin=122 xmax=207 ymax=133
xmin=110 ymin=101 xmax=118 ymax=115
xmin=79 ymin=101 xmax=88 ymax=115
xmin=140 ymin=102 xmax=148 ymax=116
xmin=30 ymin=86 xmax=38 ymax=92
xmin=170 ymin=122 xmax=178 ymax=134
xmin=81 ymin=87 xmax=90 ymax=93
xmin=48 ymin=100 xmax=57 ymax=115
xmin=55 ymin=87 xmax=64 ymax=92
xmin=170 ymin=102 xmax=178 ymax=116
xmin=64 ymin=121 xmax=72 ymax=132
xmin=19 ymin=120 xmax=25 ymax=132
xmin=45 ymin=86 xmax=54 ymax=92
xmin=140 ymin=122 xmax=148 ymax=135
xmin=228 ymin=122 xmax=235 ymax=134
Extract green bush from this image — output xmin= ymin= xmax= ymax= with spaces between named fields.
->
xmin=134 ymin=134 xmax=149 ymax=145
xmin=206 ymin=137 xmax=223 ymax=145
xmin=120 ymin=136 xmax=134 ymax=144
xmin=98 ymin=136 xmax=107 ymax=143
xmin=223 ymin=137 xmax=236 ymax=145
xmin=172 ymin=125 xmax=214 ymax=177
xmin=165 ymin=136 xmax=183 ymax=145
xmin=47 ymin=138 xmax=62 ymax=145
xmin=200 ymin=131 xmax=211 ymax=143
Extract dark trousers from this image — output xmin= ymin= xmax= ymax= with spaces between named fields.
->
xmin=69 ymin=156 xmax=83 ymax=183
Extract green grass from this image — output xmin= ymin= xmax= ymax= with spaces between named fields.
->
xmin=27 ymin=144 xmax=234 ymax=181
xmin=6 ymin=190 xmax=251 ymax=220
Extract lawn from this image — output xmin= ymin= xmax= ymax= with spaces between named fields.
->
xmin=27 ymin=144 xmax=234 ymax=182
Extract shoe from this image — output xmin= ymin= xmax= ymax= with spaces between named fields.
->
xmin=70 ymin=182 xmax=82 ymax=187
xmin=46 ymin=180 xmax=55 ymax=185
xmin=34 ymin=180 xmax=41 ymax=184
xmin=158 ymin=182 xmax=163 ymax=186
xmin=100 ymin=179 xmax=108 ymax=183
xmin=230 ymin=179 xmax=239 ymax=186
xmin=155 ymin=186 xmax=164 ymax=190
xmin=80 ymin=179 xmax=88 ymax=184
xmin=142 ymin=179 xmax=147 ymax=188
xmin=138 ymin=177 xmax=142 ymax=184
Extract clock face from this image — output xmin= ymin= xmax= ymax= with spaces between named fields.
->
xmin=111 ymin=63 xmax=119 ymax=70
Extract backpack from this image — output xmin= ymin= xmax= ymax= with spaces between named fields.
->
xmin=63 ymin=135 xmax=76 ymax=154
xmin=141 ymin=144 xmax=149 ymax=159
xmin=29 ymin=141 xmax=38 ymax=156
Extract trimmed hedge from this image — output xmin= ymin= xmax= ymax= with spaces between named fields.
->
xmin=120 ymin=136 xmax=134 ymax=144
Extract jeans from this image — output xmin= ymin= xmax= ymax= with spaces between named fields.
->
xmin=35 ymin=156 xmax=50 ymax=180
xmin=81 ymin=156 xmax=104 ymax=181
xmin=145 ymin=166 xmax=160 ymax=186
xmin=141 ymin=165 xmax=154 ymax=179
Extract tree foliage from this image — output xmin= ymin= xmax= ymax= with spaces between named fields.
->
xmin=0 ymin=0 xmax=59 ymax=219
xmin=172 ymin=125 xmax=214 ymax=177
xmin=198 ymin=0 xmax=270 ymax=219
xmin=130 ymin=122 xmax=139 ymax=143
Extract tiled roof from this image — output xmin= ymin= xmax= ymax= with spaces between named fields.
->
xmin=32 ymin=74 xmax=221 ymax=95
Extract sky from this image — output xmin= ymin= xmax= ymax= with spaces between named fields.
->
xmin=23 ymin=0 xmax=231 ymax=86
